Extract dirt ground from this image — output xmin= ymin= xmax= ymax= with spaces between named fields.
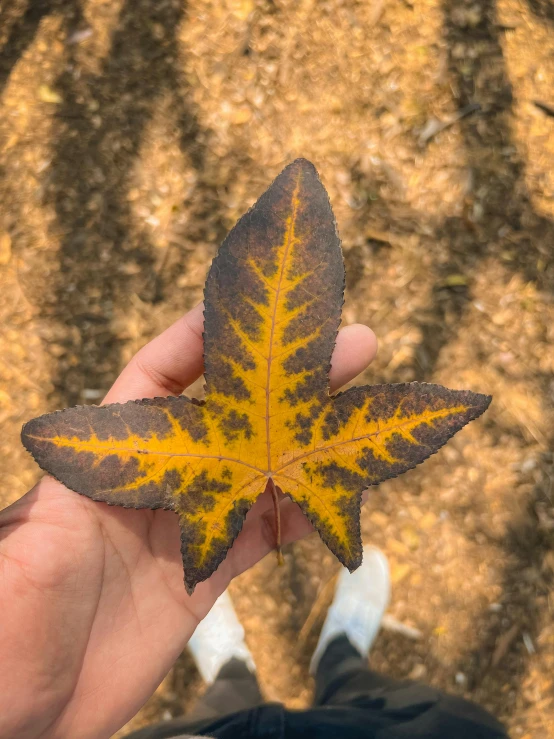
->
xmin=1 ymin=0 xmax=553 ymax=736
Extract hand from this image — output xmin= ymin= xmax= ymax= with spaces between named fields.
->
xmin=0 ymin=303 xmax=377 ymax=739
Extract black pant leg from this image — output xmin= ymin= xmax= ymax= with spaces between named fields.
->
xmin=124 ymin=658 xmax=263 ymax=739
xmin=314 ymin=633 xmax=405 ymax=706
xmin=188 ymin=657 xmax=263 ymax=721
xmin=311 ymin=634 xmax=508 ymax=739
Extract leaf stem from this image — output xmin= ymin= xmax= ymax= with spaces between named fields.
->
xmin=268 ymin=477 xmax=284 ymax=566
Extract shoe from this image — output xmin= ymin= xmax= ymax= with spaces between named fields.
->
xmin=310 ymin=546 xmax=390 ymax=674
xmin=188 ymin=590 xmax=256 ymax=684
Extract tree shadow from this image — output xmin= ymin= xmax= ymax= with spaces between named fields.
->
xmin=413 ymin=0 xmax=554 ymax=379
xmin=0 ymin=1 xmax=83 ymax=97
xmin=525 ymin=0 xmax=554 ymax=23
xmin=414 ymin=0 xmax=554 ymax=721
xmin=37 ymin=0 xmax=235 ymax=406
xmin=339 ymin=1 xmax=553 ymax=722
xmin=460 ymin=469 xmax=552 ymax=705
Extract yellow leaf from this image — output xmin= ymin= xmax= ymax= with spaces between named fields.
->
xmin=391 ymin=562 xmax=412 ymax=584
xmin=38 ymin=85 xmax=63 ymax=104
xmin=21 ymin=160 xmax=491 ymax=593
xmin=400 ymin=525 xmax=420 ymax=550
xmin=442 ymin=273 xmax=468 ymax=287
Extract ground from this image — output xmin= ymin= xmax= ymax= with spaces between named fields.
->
xmin=1 ymin=0 xmax=553 ymax=736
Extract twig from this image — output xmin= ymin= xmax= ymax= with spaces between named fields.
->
xmin=491 ymin=623 xmax=519 ymax=668
xmin=534 ymin=100 xmax=554 ymax=118
xmin=381 ymin=614 xmax=423 ymax=640
xmin=297 ymin=574 xmax=339 ymax=647
xmin=419 ymin=103 xmax=481 ymax=145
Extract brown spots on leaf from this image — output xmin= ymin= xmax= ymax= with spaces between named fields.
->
xmin=208 ymin=251 xmax=268 ymax=340
xmin=84 ymin=399 xmax=176 ymax=443
xmin=293 ymin=490 xmax=363 ymax=572
xmin=165 ymin=397 xmax=210 ymax=443
xmin=219 ymin=409 xmax=254 ymax=443
xmin=286 ymin=402 xmax=322 ymax=447
xmin=209 ymin=358 xmax=252 ymax=401
xmin=355 ymin=444 xmax=404 ymax=482
xmin=114 ymin=400 xmax=175 ymax=440
xmin=282 ymin=307 xmax=323 ymax=346
xmin=176 ymin=469 xmax=232 ymax=515
xmin=283 ymin=268 xmax=343 ymax=315
xmin=315 ymin=459 xmax=367 ymax=493
xmin=281 ymin=371 xmax=324 ymax=407
xmin=320 ymin=397 xmax=359 ymax=441
xmin=128 ymin=468 xmax=182 ymax=510
xmin=282 ymin=319 xmax=337 ymax=377
xmin=180 ymin=496 xmax=252 ymax=594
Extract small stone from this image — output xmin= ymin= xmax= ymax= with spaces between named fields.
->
xmin=152 ymin=22 xmax=165 ymax=40
xmin=455 ymin=672 xmax=467 ymax=686
xmin=468 ymin=467 xmax=479 ymax=482
xmin=82 ymin=388 xmax=103 ymax=400
xmin=419 ymin=511 xmax=438 ymax=530
xmin=230 ymin=0 xmax=255 ymax=20
xmin=391 ymin=562 xmax=412 ymax=584
xmin=370 ymin=511 xmax=389 ymax=528
xmin=27 ymin=392 xmax=40 ymax=410
xmin=67 ymin=27 xmax=93 ymax=45
xmin=520 ymin=457 xmax=537 ymax=474
xmin=48 ymin=343 xmax=66 ymax=358
xmin=119 ymin=262 xmax=142 ymax=276
xmin=231 ymin=107 xmax=252 ymax=125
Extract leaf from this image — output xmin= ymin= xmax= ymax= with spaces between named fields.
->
xmin=21 ymin=159 xmax=491 ymax=594
xmin=441 ymin=273 xmax=468 ymax=287
xmin=38 ymin=84 xmax=63 ymax=104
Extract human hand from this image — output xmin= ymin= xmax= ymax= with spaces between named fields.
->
xmin=0 ymin=303 xmax=377 ymax=739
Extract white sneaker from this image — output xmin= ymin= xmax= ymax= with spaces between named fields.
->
xmin=310 ymin=546 xmax=390 ymax=675
xmin=188 ymin=590 xmax=256 ymax=684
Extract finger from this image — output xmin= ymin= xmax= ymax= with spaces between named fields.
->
xmin=329 ymin=324 xmax=377 ymax=393
xmin=103 ymin=303 xmax=205 ymax=404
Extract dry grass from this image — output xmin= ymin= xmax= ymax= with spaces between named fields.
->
xmin=1 ymin=0 xmax=553 ymax=736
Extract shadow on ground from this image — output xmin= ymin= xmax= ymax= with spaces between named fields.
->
xmin=40 ymin=0 xmax=232 ymax=405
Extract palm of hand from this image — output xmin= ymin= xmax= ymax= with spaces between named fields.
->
xmin=0 ymin=305 xmax=375 ymax=739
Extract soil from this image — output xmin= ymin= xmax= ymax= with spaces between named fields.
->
xmin=1 ymin=0 xmax=553 ymax=736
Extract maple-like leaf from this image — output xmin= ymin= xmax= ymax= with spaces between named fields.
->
xmin=21 ymin=159 xmax=491 ymax=593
